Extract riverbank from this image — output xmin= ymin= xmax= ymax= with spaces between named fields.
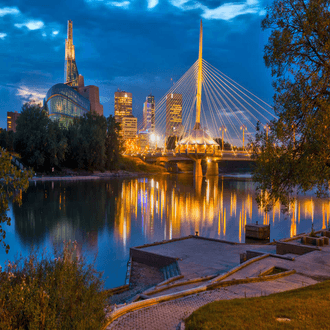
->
xmin=30 ymin=156 xmax=168 ymax=181
xmin=106 ymin=234 xmax=330 ymax=329
xmin=29 ymin=170 xmax=167 ymax=181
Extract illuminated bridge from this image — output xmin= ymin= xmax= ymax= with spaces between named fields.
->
xmin=138 ymin=20 xmax=276 ymax=177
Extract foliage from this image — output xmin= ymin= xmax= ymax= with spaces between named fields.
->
xmin=185 ymin=280 xmax=330 ymax=329
xmin=0 ymin=150 xmax=32 ymax=253
xmin=65 ymin=112 xmax=107 ymax=171
xmin=0 ymin=242 xmax=109 ymax=330
xmin=105 ymin=115 xmax=121 ymax=170
xmin=15 ymin=102 xmax=67 ymax=172
xmin=252 ymin=0 xmax=330 ymax=211
xmin=0 ymin=129 xmax=15 ymax=152
xmin=119 ymin=155 xmax=165 ymax=173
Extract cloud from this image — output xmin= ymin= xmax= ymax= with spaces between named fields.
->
xmin=202 ymin=1 xmax=263 ymax=20
xmin=169 ymin=0 xmax=265 ymax=20
xmin=16 ymin=86 xmax=46 ymax=104
xmin=0 ymin=33 xmax=7 ymax=40
xmin=0 ymin=7 xmax=20 ymax=17
xmin=15 ymin=20 xmax=44 ymax=30
xmin=107 ymin=1 xmax=130 ymax=8
xmin=147 ymin=0 xmax=158 ymax=9
xmin=52 ymin=30 xmax=59 ymax=36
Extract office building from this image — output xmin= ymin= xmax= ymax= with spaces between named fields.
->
xmin=46 ymin=20 xmax=103 ymax=126
xmin=114 ymin=90 xmax=137 ymax=140
xmin=7 ymin=111 xmax=20 ymax=132
xmin=165 ymin=93 xmax=183 ymax=137
xmin=114 ymin=90 xmax=132 ymax=122
xmin=122 ymin=115 xmax=137 ymax=140
xmin=143 ymin=94 xmax=155 ymax=134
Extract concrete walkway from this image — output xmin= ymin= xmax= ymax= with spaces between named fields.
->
xmin=107 ymin=274 xmax=317 ymax=330
xmin=107 ymin=245 xmax=330 ymax=330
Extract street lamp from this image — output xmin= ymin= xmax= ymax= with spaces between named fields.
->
xmin=240 ymin=125 xmax=247 ymax=151
xmin=219 ymin=126 xmax=227 ymax=150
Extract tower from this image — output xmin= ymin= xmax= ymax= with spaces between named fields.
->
xmin=143 ymin=94 xmax=155 ymax=134
xmin=114 ymin=90 xmax=133 ymax=123
xmin=195 ymin=19 xmax=203 ymax=129
xmin=176 ymin=20 xmax=219 ymax=176
xmin=165 ymin=93 xmax=183 ymax=138
xmin=65 ymin=20 xmax=79 ymax=86
xmin=114 ymin=90 xmax=137 ymax=140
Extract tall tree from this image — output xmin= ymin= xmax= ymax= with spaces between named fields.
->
xmin=15 ymin=102 xmax=67 ymax=172
xmin=0 ymin=150 xmax=32 ymax=252
xmin=252 ymin=0 xmax=330 ymax=211
xmin=65 ymin=112 xmax=107 ymax=171
xmin=105 ymin=115 xmax=121 ymax=170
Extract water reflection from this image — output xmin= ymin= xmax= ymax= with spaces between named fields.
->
xmin=5 ymin=175 xmax=330 ymax=288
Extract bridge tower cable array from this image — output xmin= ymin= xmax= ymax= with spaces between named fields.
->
xmin=150 ymin=20 xmax=276 ymax=175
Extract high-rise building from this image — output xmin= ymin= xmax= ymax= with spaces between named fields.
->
xmin=143 ymin=94 xmax=155 ymax=134
xmin=7 ymin=111 xmax=20 ymax=132
xmin=122 ymin=116 xmax=137 ymax=140
xmin=65 ymin=20 xmax=79 ymax=87
xmin=165 ymin=93 xmax=183 ymax=137
xmin=114 ymin=90 xmax=137 ymax=140
xmin=46 ymin=20 xmax=103 ymax=126
xmin=114 ymin=90 xmax=132 ymax=122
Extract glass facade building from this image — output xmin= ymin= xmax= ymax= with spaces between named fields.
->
xmin=46 ymin=83 xmax=90 ymax=126
xmin=166 ymin=93 xmax=183 ymax=137
xmin=143 ymin=94 xmax=155 ymax=134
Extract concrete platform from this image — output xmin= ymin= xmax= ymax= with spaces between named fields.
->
xmin=136 ymin=237 xmax=276 ymax=280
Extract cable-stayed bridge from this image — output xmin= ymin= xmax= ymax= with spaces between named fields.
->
xmin=139 ymin=20 xmax=276 ymax=177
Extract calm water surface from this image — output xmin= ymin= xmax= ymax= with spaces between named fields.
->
xmin=2 ymin=174 xmax=329 ymax=288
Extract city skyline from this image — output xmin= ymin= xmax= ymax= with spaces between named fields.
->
xmin=0 ymin=0 xmax=274 ymax=129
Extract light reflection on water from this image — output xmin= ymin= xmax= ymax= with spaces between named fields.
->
xmin=1 ymin=175 xmax=329 ymax=288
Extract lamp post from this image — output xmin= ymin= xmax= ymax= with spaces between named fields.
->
xmin=240 ymin=125 xmax=247 ymax=151
xmin=219 ymin=126 xmax=226 ymax=150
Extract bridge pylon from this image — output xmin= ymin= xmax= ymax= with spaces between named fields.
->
xmin=176 ymin=20 xmax=219 ymax=177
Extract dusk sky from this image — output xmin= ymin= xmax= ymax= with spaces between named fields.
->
xmin=0 ymin=0 xmax=274 ymax=129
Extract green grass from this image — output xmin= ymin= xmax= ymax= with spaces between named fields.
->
xmin=185 ymin=280 xmax=330 ymax=329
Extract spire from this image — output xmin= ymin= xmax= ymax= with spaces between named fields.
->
xmin=64 ymin=20 xmax=79 ymax=86
xmin=194 ymin=19 xmax=203 ymax=130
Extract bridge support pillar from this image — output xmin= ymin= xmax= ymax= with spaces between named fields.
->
xmin=206 ymin=161 xmax=218 ymax=176
xmin=194 ymin=159 xmax=203 ymax=177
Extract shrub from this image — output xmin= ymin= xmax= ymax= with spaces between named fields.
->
xmin=0 ymin=242 xmax=109 ymax=330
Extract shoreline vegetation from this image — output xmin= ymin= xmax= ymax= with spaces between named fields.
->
xmin=30 ymin=156 xmax=168 ymax=181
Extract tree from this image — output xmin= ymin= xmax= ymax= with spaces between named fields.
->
xmin=65 ymin=112 xmax=107 ymax=171
xmin=0 ymin=150 xmax=32 ymax=252
xmin=252 ymin=0 xmax=330 ymax=211
xmin=15 ymin=102 xmax=67 ymax=172
xmin=105 ymin=115 xmax=121 ymax=170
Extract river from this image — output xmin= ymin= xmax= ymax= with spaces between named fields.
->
xmin=2 ymin=174 xmax=329 ymax=288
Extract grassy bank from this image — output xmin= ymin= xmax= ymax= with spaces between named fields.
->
xmin=185 ymin=280 xmax=330 ymax=329
xmin=119 ymin=155 xmax=166 ymax=174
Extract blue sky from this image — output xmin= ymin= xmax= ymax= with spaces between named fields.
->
xmin=0 ymin=0 xmax=274 ymax=129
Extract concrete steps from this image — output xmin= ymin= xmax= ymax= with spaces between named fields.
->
xmin=161 ymin=263 xmax=180 ymax=280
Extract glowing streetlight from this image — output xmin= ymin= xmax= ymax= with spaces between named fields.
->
xmin=219 ymin=126 xmax=227 ymax=150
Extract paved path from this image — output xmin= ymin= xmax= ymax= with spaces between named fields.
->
xmin=107 ymin=273 xmax=317 ymax=330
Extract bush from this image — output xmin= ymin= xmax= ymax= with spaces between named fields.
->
xmin=0 ymin=242 xmax=109 ymax=330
